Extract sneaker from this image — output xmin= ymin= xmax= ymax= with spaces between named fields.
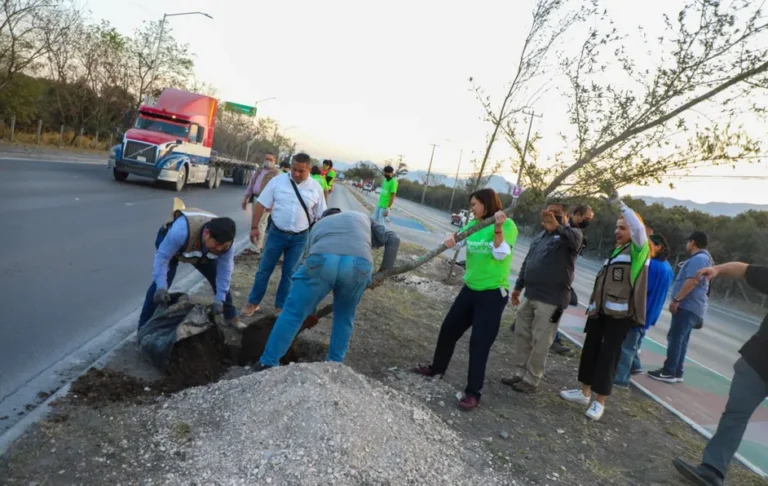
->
xmin=240 ymin=303 xmax=261 ymax=317
xmin=614 ymin=382 xmax=630 ymax=390
xmin=559 ymin=389 xmax=590 ymax=406
xmin=511 ymin=381 xmax=538 ymax=394
xmin=586 ymin=401 xmax=604 ymax=420
xmin=550 ymin=341 xmax=572 ymax=355
xmin=458 ymin=394 xmax=480 ymax=411
xmin=500 ymin=376 xmax=524 ymax=387
xmin=630 ymin=368 xmax=644 ymax=376
xmin=676 ymin=375 xmax=685 ymax=383
xmin=252 ymin=362 xmax=274 ymax=372
xmin=672 ymin=458 xmax=724 ymax=486
xmin=648 ymin=369 xmax=678 ymax=383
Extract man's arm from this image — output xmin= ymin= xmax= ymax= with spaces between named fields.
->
xmin=371 ymin=218 xmax=401 ymax=271
xmin=254 ymin=177 xmax=277 ymax=230
xmin=699 ymin=262 xmax=767 ymax=295
xmin=312 ymin=186 xmax=328 ymax=220
xmin=514 ymin=245 xmax=535 ymax=291
xmin=243 ymin=170 xmax=257 ymax=198
xmin=389 ymin=180 xmax=398 ymax=208
xmin=674 ymin=254 xmax=710 ymax=302
xmin=214 ymin=245 xmax=235 ymax=302
xmin=615 ymin=199 xmax=648 ymax=248
xmin=152 ymin=219 xmax=188 ymax=290
xmin=556 ymin=224 xmax=583 ymax=252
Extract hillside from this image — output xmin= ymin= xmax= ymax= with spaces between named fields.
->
xmin=638 ymin=196 xmax=768 ymax=217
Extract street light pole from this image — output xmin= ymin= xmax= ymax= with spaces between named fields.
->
xmin=151 ymin=12 xmax=212 ymax=96
xmin=420 ymin=143 xmax=438 ymax=204
xmin=448 ymin=149 xmax=463 ymax=212
xmin=245 ymin=97 xmax=276 ymax=162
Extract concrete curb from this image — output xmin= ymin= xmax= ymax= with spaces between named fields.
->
xmin=0 ymin=234 xmax=251 ymax=457
xmin=556 ymin=327 xmax=767 ymax=478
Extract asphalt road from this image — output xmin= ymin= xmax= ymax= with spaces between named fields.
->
xmin=353 ymin=185 xmax=763 ymax=380
xmin=0 ymin=159 xmax=252 ymax=403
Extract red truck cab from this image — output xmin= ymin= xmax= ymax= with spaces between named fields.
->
xmin=108 ymin=88 xmax=222 ymax=191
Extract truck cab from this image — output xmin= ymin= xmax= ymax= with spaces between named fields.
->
xmin=108 ymin=88 xmax=222 ymax=191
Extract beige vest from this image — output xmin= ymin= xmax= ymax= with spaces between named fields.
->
xmin=587 ymin=244 xmax=649 ymax=326
xmin=165 ymin=208 xmax=218 ymax=264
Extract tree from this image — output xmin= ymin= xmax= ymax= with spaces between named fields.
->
xmin=344 ymin=161 xmax=380 ymax=182
xmin=469 ymin=0 xmax=582 ymax=193
xmin=0 ymin=0 xmax=73 ymax=92
xmin=507 ymin=0 xmax=768 ymax=199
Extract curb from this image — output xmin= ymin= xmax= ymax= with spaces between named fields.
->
xmin=0 ymin=234 xmax=251 ymax=457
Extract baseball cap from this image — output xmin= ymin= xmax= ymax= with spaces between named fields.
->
xmin=687 ymin=231 xmax=709 ymax=248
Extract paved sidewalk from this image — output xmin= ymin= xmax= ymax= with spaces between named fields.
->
xmin=558 ymin=306 xmax=768 ymax=478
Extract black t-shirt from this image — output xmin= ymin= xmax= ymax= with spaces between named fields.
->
xmin=739 ymin=265 xmax=768 ymax=384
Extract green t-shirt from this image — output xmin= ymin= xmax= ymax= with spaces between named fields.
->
xmin=611 ymin=241 xmax=650 ymax=285
xmin=326 ymin=169 xmax=336 ymax=187
xmin=312 ymin=174 xmax=329 ymax=191
xmin=377 ymin=177 xmax=398 ymax=208
xmin=461 ymin=219 xmax=519 ymax=291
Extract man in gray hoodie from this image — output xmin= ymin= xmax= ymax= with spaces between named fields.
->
xmin=256 ymin=208 xmax=401 ymax=368
xmin=502 ymin=202 xmax=583 ymax=393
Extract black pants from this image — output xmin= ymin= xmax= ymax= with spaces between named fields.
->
xmin=431 ymin=285 xmax=509 ymax=398
xmin=577 ymin=314 xmax=633 ymax=396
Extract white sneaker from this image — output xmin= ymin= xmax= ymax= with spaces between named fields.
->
xmin=559 ymin=389 xmax=590 ymax=406
xmin=586 ymin=401 xmax=604 ymax=421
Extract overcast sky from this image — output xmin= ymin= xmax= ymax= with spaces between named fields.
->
xmin=85 ymin=0 xmax=767 ymax=204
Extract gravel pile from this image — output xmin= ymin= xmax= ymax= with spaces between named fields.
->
xmin=146 ymin=362 xmax=504 ymax=485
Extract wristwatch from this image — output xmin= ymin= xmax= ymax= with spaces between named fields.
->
xmin=672 ymin=297 xmax=682 ymax=303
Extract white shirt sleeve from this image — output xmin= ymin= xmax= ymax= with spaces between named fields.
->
xmin=312 ymin=182 xmax=327 ymax=220
xmin=490 ymin=241 xmax=511 ymax=260
xmin=256 ymin=174 xmax=278 ymax=209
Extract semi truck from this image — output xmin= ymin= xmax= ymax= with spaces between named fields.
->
xmin=108 ymin=88 xmax=257 ymax=191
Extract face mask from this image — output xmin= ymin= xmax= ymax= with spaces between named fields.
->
xmin=579 ymin=220 xmax=591 ymax=229
xmin=554 ymin=215 xmax=564 ymax=225
xmin=263 ymin=161 xmax=275 ymax=169
xmin=384 ymin=175 xmax=392 ymax=181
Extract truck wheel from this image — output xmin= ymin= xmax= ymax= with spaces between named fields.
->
xmin=214 ymin=168 xmax=223 ymax=188
xmin=232 ymin=168 xmax=243 ymax=186
xmin=174 ymin=165 xmax=187 ymax=192
xmin=113 ymin=169 xmax=129 ymax=182
xmin=206 ymin=167 xmax=217 ymax=189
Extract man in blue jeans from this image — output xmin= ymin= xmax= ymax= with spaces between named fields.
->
xmin=649 ymin=231 xmax=712 ymax=383
xmin=673 ymin=262 xmax=768 ymax=486
xmin=138 ymin=205 xmax=238 ymax=329
xmin=241 ymin=153 xmax=326 ymax=317
xmin=256 ymin=209 xmax=400 ymax=368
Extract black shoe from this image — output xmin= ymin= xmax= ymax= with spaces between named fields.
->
xmin=550 ymin=340 xmax=571 ymax=355
xmin=252 ymin=362 xmax=274 ymax=372
xmin=510 ymin=381 xmax=538 ymax=394
xmin=648 ymin=369 xmax=677 ymax=383
xmin=500 ymin=376 xmax=524 ymax=387
xmin=672 ymin=458 xmax=724 ymax=486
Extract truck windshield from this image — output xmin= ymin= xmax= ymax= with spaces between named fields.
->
xmin=134 ymin=115 xmax=190 ymax=138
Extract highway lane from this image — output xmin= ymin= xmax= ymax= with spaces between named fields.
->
xmin=355 ymin=185 xmax=763 ymax=379
xmin=0 ymin=159 xmax=252 ymax=403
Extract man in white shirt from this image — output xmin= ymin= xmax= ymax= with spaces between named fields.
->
xmin=241 ymin=153 xmax=326 ymax=316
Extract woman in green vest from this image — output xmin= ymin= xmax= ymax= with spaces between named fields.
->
xmin=560 ymin=189 xmax=650 ymax=421
xmin=311 ymin=165 xmax=329 ymax=201
xmin=414 ymin=188 xmax=518 ymax=411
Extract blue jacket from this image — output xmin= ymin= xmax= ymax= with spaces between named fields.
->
xmin=643 ymin=258 xmax=675 ymax=330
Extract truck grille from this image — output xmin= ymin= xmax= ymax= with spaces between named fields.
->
xmin=123 ymin=141 xmax=157 ymax=164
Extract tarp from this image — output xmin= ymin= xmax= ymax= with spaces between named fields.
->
xmin=137 ymin=293 xmax=216 ymax=371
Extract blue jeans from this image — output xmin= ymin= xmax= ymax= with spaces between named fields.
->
xmin=615 ymin=328 xmax=645 ymax=386
xmin=259 ymin=254 xmax=373 ymax=366
xmin=247 ymin=228 xmax=308 ymax=309
xmin=371 ymin=206 xmax=387 ymax=223
xmin=663 ymin=307 xmax=702 ymax=377
xmin=138 ymin=226 xmax=237 ymax=329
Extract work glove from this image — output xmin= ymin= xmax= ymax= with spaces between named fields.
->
xmin=153 ymin=288 xmax=170 ymax=306
xmin=212 ymin=301 xmax=224 ymax=318
xmin=598 ymin=181 xmax=620 ymax=205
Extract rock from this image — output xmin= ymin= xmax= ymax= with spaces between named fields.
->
xmin=499 ymin=430 xmax=509 ymax=440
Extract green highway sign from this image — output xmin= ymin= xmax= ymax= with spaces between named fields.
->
xmin=223 ymin=101 xmax=257 ymax=117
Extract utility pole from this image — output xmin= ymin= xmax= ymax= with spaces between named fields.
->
xmin=151 ymin=12 xmax=212 ymax=93
xmin=448 ymin=149 xmax=463 ymax=212
xmin=515 ymin=109 xmax=542 ymax=189
xmin=420 ymin=143 xmax=438 ymax=204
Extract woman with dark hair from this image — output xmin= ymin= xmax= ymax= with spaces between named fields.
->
xmin=414 ymin=188 xmax=518 ymax=411
xmin=614 ymin=233 xmax=675 ymax=387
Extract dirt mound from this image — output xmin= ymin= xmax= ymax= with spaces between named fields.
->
xmin=146 ymin=363 xmax=505 ymax=485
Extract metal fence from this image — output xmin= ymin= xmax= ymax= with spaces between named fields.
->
xmin=0 ymin=115 xmax=114 ymax=151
